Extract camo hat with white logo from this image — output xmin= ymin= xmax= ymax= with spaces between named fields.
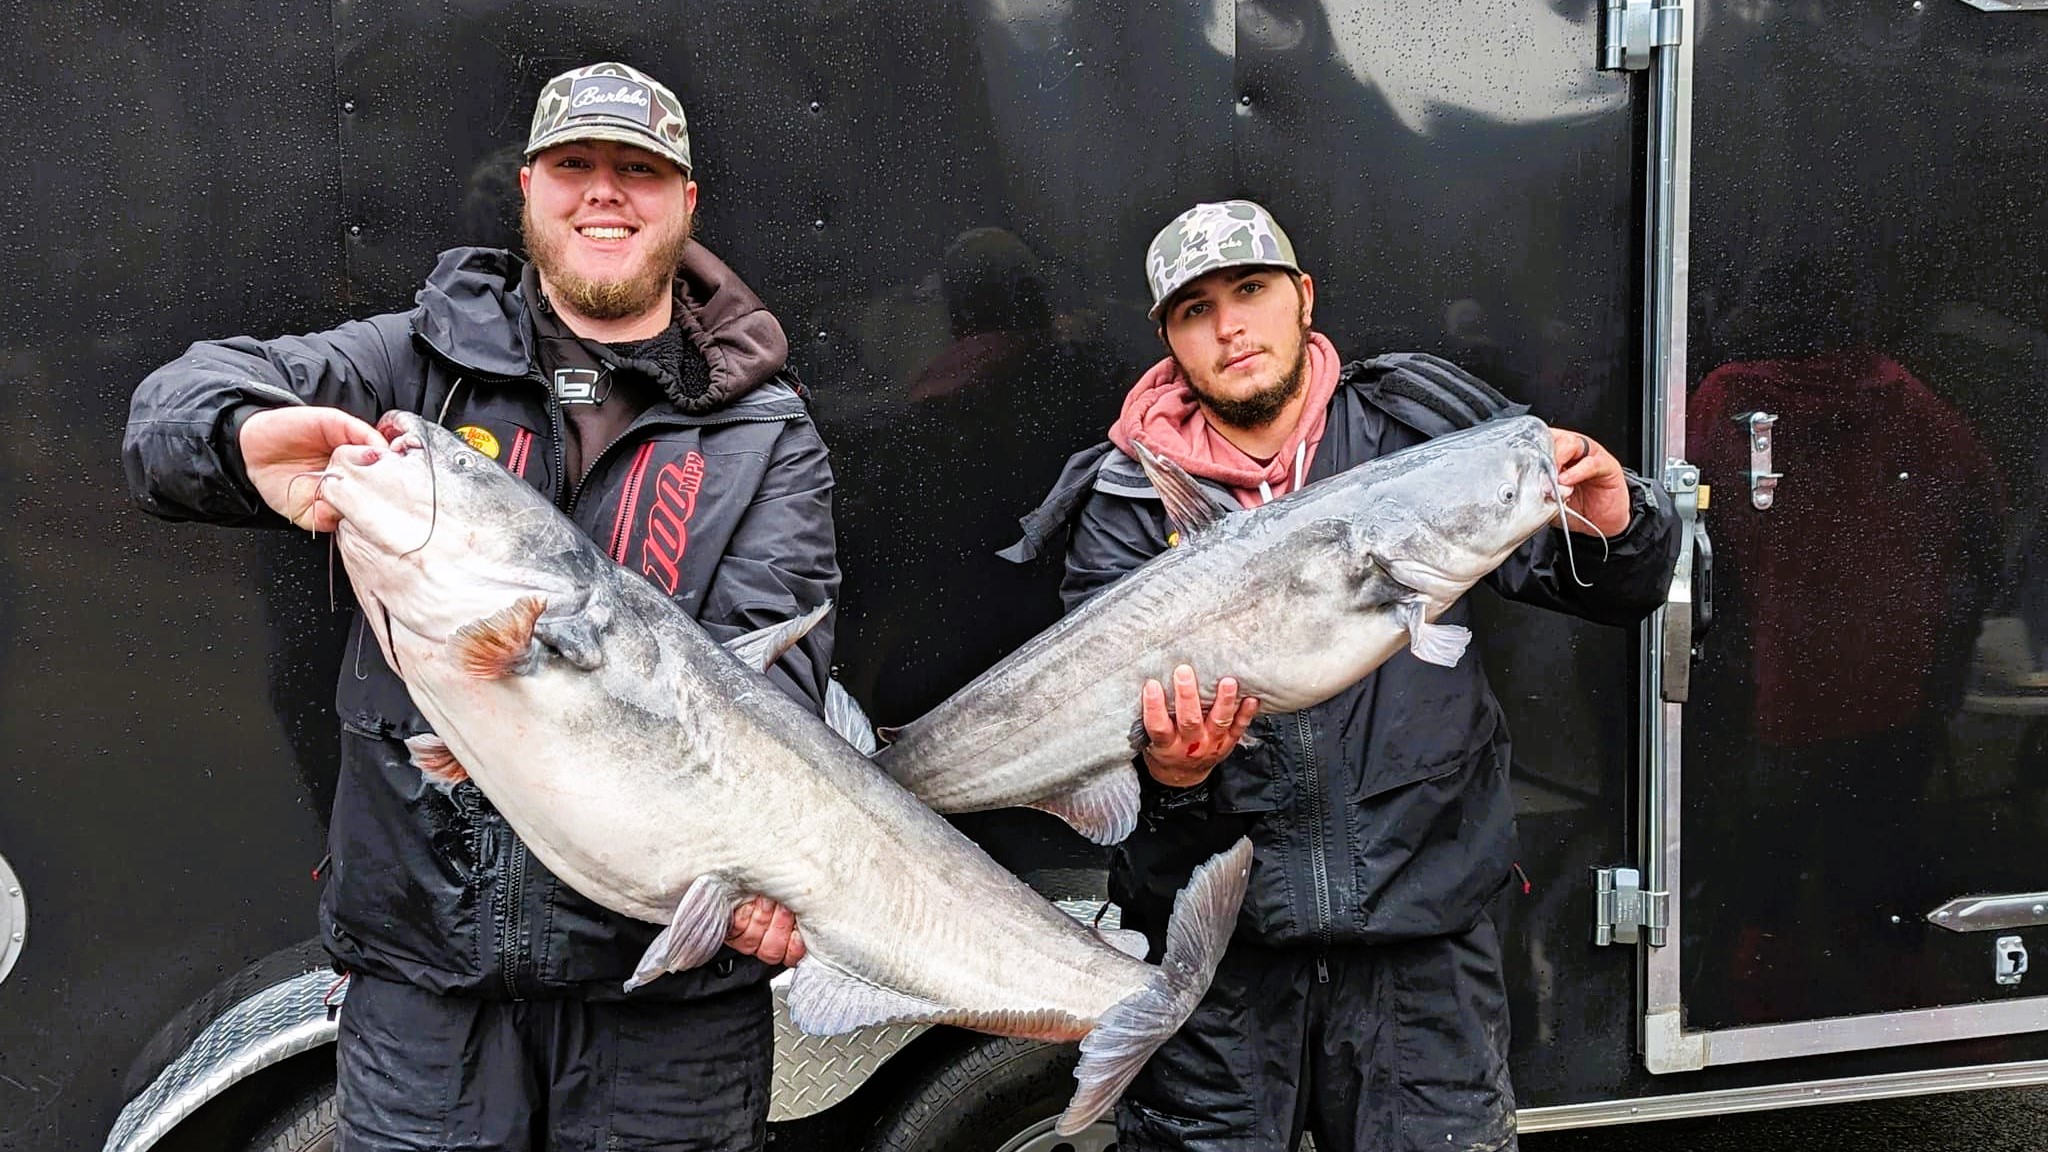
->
xmin=1144 ymin=200 xmax=1301 ymax=320
xmin=525 ymin=62 xmax=692 ymax=175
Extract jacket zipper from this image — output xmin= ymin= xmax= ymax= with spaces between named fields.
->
xmin=607 ymin=443 xmax=659 ymax=561
xmin=499 ymin=836 xmax=526 ymax=999
xmin=1296 ymin=711 xmax=1334 ymax=983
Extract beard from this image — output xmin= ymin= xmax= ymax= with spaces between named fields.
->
xmin=522 ymin=204 xmax=693 ymax=321
xmin=1180 ymin=321 xmax=1311 ymax=431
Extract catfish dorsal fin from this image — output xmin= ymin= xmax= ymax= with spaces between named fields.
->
xmin=725 ymin=602 xmax=832 ymax=674
xmin=1131 ymin=440 xmax=1230 ymax=540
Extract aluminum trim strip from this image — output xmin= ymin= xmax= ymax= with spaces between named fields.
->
xmin=1928 ymin=892 xmax=2048 ymax=932
xmin=1518 ymin=1057 xmax=2048 ymax=1131
xmin=1695 ymin=998 xmax=2048 ymax=1066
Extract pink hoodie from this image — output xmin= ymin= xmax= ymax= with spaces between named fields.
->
xmin=1108 ymin=332 xmax=1344 ymax=509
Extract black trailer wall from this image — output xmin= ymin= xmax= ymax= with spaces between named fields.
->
xmin=6 ymin=2 xmax=2044 ymax=1150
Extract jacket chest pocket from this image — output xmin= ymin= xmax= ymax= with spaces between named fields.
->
xmin=1350 ymin=656 xmax=1498 ymax=803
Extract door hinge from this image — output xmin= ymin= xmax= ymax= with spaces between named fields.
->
xmin=1595 ymin=866 xmax=1669 ymax=946
xmin=1602 ymin=0 xmax=1686 ymax=72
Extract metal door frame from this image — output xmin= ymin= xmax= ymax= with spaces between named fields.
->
xmin=1629 ymin=0 xmax=2048 ymax=1075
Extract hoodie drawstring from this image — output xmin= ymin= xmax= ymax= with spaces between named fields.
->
xmin=1253 ymin=441 xmax=1312 ymax=508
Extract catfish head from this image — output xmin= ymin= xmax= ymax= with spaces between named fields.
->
xmin=1350 ymin=414 xmax=1567 ymax=610
xmin=324 ymin=411 xmax=607 ymax=666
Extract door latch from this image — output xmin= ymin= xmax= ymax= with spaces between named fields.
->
xmin=1996 ymin=936 xmax=2028 ymax=986
xmin=1736 ymin=411 xmax=1782 ymax=509
xmin=1660 ymin=460 xmax=1705 ymax=702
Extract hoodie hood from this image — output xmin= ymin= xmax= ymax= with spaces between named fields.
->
xmin=410 ymin=242 xmax=793 ymax=414
xmin=1108 ymin=331 xmax=1344 ymax=509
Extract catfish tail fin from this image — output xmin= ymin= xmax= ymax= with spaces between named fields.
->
xmin=1058 ymin=837 xmax=1252 ymax=1134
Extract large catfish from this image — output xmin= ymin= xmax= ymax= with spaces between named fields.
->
xmin=876 ymin=414 xmax=1570 ymax=844
xmin=321 ymin=411 xmax=1251 ymax=1134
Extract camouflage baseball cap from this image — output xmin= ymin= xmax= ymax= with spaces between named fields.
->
xmin=525 ymin=62 xmax=691 ymax=175
xmin=1144 ymin=200 xmax=1300 ymax=320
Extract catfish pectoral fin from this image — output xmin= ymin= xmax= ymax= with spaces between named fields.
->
xmin=451 ymin=596 xmax=546 ymax=679
xmin=1393 ymin=597 xmax=1472 ymax=668
xmin=403 ymin=733 xmax=469 ymax=792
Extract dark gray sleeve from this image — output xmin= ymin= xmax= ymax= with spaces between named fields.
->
xmin=699 ymin=416 xmax=840 ymax=714
xmin=1484 ymin=469 xmax=1683 ymax=627
xmin=1059 ymin=489 xmax=1171 ymax=612
xmin=122 ymin=313 xmax=418 ymax=526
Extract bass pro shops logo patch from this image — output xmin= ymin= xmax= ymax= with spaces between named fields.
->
xmin=453 ymin=425 xmax=501 ymax=459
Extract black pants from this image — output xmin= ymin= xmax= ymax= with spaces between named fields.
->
xmin=1116 ymin=915 xmax=1516 ymax=1152
xmin=335 ymin=972 xmax=773 ymax=1152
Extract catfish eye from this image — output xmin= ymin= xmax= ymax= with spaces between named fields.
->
xmin=451 ymin=452 xmax=479 ymax=472
xmin=1498 ymin=483 xmax=1518 ymax=504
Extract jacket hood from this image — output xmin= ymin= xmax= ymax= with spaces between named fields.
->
xmin=410 ymin=243 xmax=793 ymax=413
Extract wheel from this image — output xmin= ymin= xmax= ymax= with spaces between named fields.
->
xmin=245 ymin=1078 xmax=337 ymax=1152
xmin=866 ymin=1036 xmax=1120 ymax=1152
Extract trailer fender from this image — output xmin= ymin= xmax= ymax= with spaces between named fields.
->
xmin=103 ymin=962 xmax=341 ymax=1152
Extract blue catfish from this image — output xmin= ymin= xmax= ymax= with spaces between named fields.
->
xmin=876 ymin=415 xmax=1569 ymax=844
xmin=320 ymin=411 xmax=1251 ymax=1134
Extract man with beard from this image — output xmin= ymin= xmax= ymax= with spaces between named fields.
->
xmin=124 ymin=62 xmax=830 ymax=1151
xmin=1004 ymin=201 xmax=1680 ymax=1151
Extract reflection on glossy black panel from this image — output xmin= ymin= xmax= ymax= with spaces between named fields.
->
xmin=1684 ymin=0 xmax=2048 ymax=1030
xmin=1236 ymin=0 xmax=1644 ymax=1102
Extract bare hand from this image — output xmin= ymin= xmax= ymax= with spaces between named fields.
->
xmin=1140 ymin=664 xmax=1260 ymax=789
xmin=239 ymin=406 xmax=387 ymax=532
xmin=1549 ymin=428 xmax=1632 ymax=537
xmin=727 ymin=896 xmax=806 ymax=966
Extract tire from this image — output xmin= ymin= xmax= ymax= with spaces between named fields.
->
xmin=245 ymin=1078 xmax=338 ymax=1152
xmin=866 ymin=1036 xmax=1120 ymax=1152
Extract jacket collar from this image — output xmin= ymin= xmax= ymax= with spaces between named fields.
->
xmin=409 ymin=244 xmax=797 ymax=415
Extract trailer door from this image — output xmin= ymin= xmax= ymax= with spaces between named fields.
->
xmin=1624 ymin=0 xmax=2048 ymax=1071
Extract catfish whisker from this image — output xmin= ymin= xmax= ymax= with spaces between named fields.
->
xmin=397 ymin=427 xmax=439 ymax=559
xmin=1546 ymin=467 xmax=1598 ymax=589
xmin=285 ymin=468 xmax=340 ymax=538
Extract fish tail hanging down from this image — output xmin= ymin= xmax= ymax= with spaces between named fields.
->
xmin=1057 ymin=837 xmax=1253 ymax=1135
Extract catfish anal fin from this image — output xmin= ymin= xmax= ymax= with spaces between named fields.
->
xmin=1028 ymin=763 xmax=1141 ymax=845
xmin=787 ymin=961 xmax=1091 ymax=1043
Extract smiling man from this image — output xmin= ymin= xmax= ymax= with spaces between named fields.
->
xmin=124 ymin=62 xmax=833 ymax=1151
xmin=1004 ymin=200 xmax=1681 ymax=1151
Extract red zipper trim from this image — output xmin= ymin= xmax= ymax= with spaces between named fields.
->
xmin=506 ymin=429 xmax=534 ymax=478
xmin=608 ymin=443 xmax=658 ymax=563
